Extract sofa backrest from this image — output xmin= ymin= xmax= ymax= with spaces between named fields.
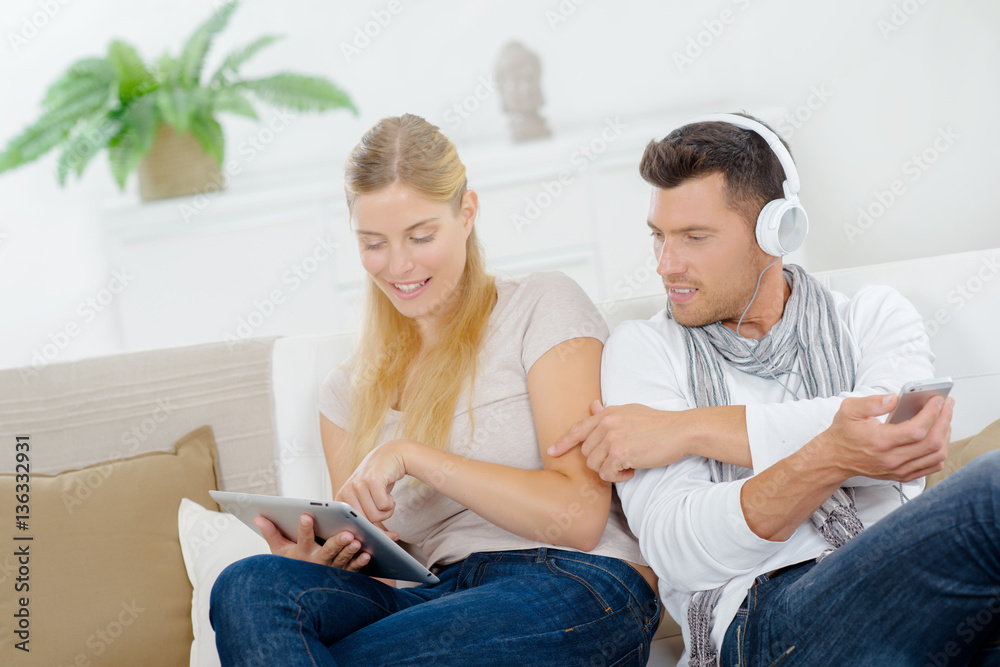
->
xmin=271 ymin=247 xmax=1000 ymax=500
xmin=0 ymin=336 xmax=281 ymax=496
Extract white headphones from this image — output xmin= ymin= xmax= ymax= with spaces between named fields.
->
xmin=685 ymin=113 xmax=809 ymax=257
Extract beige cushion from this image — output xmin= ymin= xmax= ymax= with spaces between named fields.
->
xmin=926 ymin=417 xmax=1000 ymax=488
xmin=0 ymin=337 xmax=278 ymax=495
xmin=0 ymin=426 xmax=220 ymax=666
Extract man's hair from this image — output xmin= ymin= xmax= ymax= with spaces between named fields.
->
xmin=639 ymin=112 xmax=792 ymax=227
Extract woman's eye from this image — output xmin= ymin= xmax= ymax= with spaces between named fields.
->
xmin=362 ymin=240 xmax=384 ymax=250
xmin=412 ymin=235 xmax=434 ymax=244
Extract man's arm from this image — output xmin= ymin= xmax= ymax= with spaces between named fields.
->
xmin=617 ymin=393 xmax=952 ymax=592
xmin=551 ymin=286 xmax=933 ymax=483
xmin=741 ymin=392 xmax=952 ymax=541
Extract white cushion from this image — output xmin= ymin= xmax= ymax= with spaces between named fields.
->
xmin=178 ymin=498 xmax=269 ymax=667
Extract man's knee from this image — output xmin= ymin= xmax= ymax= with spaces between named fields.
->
xmin=956 ymin=449 xmax=1000 ymax=491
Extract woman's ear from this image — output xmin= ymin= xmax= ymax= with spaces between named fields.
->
xmin=460 ymin=190 xmax=479 ymax=237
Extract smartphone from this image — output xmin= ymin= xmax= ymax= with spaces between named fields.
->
xmin=886 ymin=377 xmax=953 ymax=424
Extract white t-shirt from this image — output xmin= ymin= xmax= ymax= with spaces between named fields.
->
xmin=606 ymin=284 xmax=933 ymax=666
xmin=320 ymin=271 xmax=646 ymax=569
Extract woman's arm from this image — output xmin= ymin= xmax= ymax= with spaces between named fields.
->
xmin=336 ymin=337 xmax=613 ymax=552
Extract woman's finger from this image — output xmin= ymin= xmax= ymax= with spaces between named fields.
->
xmin=329 ymin=532 xmax=363 ymax=569
xmin=342 ymin=550 xmax=371 ymax=573
xmin=255 ymin=516 xmax=293 ymax=554
xmin=294 ymin=514 xmax=319 ymax=556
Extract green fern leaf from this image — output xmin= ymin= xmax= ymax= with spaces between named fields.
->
xmin=188 ymin=112 xmax=224 ymax=165
xmin=213 ymin=87 xmax=257 ymax=119
xmin=238 ymin=74 xmax=357 ymax=114
xmin=106 ymin=139 xmax=135 ymax=189
xmin=106 ymin=100 xmax=159 ymax=190
xmin=210 ymin=34 xmax=283 ymax=85
xmin=56 ymin=114 xmax=123 ymax=185
xmin=177 ymin=1 xmax=239 ymax=86
xmin=42 ymin=58 xmax=116 ymax=112
xmin=154 ymin=52 xmax=179 ymax=86
xmin=108 ymin=40 xmax=155 ymax=102
xmin=120 ymin=94 xmax=159 ymax=156
xmin=0 ymin=114 xmax=78 ymax=174
xmin=155 ymin=86 xmax=201 ymax=134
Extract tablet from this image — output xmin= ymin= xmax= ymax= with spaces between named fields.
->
xmin=209 ymin=490 xmax=439 ymax=584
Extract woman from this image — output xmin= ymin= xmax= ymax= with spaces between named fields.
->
xmin=210 ymin=114 xmax=660 ymax=666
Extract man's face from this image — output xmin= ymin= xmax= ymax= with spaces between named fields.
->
xmin=648 ymin=172 xmax=768 ymax=329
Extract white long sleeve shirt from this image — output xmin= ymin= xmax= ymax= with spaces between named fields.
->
xmin=607 ymin=285 xmax=934 ymax=666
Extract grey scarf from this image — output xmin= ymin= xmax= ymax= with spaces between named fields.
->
xmin=681 ymin=264 xmax=863 ymax=667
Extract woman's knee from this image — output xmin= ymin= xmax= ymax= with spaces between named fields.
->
xmin=210 ymin=554 xmax=286 ymax=628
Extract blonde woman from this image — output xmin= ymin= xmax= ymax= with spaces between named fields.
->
xmin=210 ymin=114 xmax=660 ymax=665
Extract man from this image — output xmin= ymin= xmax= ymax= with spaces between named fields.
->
xmin=549 ymin=114 xmax=1000 ymax=666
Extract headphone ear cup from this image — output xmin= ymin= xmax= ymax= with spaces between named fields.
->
xmin=756 ymin=199 xmax=809 ymax=256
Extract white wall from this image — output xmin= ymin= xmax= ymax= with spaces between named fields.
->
xmin=1 ymin=0 xmax=998 ymax=369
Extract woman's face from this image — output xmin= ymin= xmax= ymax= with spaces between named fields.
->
xmin=351 ymin=181 xmax=477 ymax=334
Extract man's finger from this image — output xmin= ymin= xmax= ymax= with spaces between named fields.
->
xmin=548 ymin=413 xmax=600 ymax=457
xmin=888 ymin=395 xmax=944 ymax=444
xmin=843 ymin=393 xmax=898 ymax=419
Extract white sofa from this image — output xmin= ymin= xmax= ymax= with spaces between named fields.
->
xmin=1 ymin=247 xmax=997 ymax=666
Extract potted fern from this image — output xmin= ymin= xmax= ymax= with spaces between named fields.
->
xmin=0 ymin=1 xmax=357 ymax=200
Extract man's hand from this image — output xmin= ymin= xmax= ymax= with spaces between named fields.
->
xmin=812 ymin=392 xmax=954 ymax=483
xmin=547 ymin=400 xmax=688 ymax=482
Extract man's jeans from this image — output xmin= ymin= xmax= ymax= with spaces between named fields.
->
xmin=721 ymin=450 xmax=1000 ymax=667
xmin=210 ymin=547 xmax=661 ymax=666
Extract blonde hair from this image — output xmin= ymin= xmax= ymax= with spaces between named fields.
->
xmin=344 ymin=114 xmax=496 ymax=467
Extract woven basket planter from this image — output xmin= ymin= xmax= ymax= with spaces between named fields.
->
xmin=137 ymin=124 xmax=223 ymax=201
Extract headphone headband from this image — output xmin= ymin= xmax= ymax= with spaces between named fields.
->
xmin=671 ymin=112 xmax=808 ymax=256
xmin=686 ymin=113 xmax=801 ymax=198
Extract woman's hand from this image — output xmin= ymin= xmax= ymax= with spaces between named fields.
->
xmin=335 ymin=439 xmax=411 ymax=524
xmin=256 ymin=513 xmax=372 ymax=571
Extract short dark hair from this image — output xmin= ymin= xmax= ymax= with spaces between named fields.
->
xmin=639 ymin=112 xmax=791 ymax=227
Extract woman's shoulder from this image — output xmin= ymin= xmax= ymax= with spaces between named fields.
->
xmin=496 ymin=271 xmax=596 ymax=312
xmin=490 ymin=272 xmax=608 ymax=368
xmin=318 ymin=361 xmax=354 ymax=425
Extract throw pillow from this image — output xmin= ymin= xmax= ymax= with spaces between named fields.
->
xmin=0 ymin=425 xmax=219 ymax=666
xmin=177 ymin=497 xmax=268 ymax=667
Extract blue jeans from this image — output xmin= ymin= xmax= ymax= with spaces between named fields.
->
xmin=210 ymin=547 xmax=661 ymax=666
xmin=720 ymin=450 xmax=1000 ymax=667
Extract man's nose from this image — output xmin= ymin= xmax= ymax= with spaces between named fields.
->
xmin=656 ymin=240 xmax=685 ymax=277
